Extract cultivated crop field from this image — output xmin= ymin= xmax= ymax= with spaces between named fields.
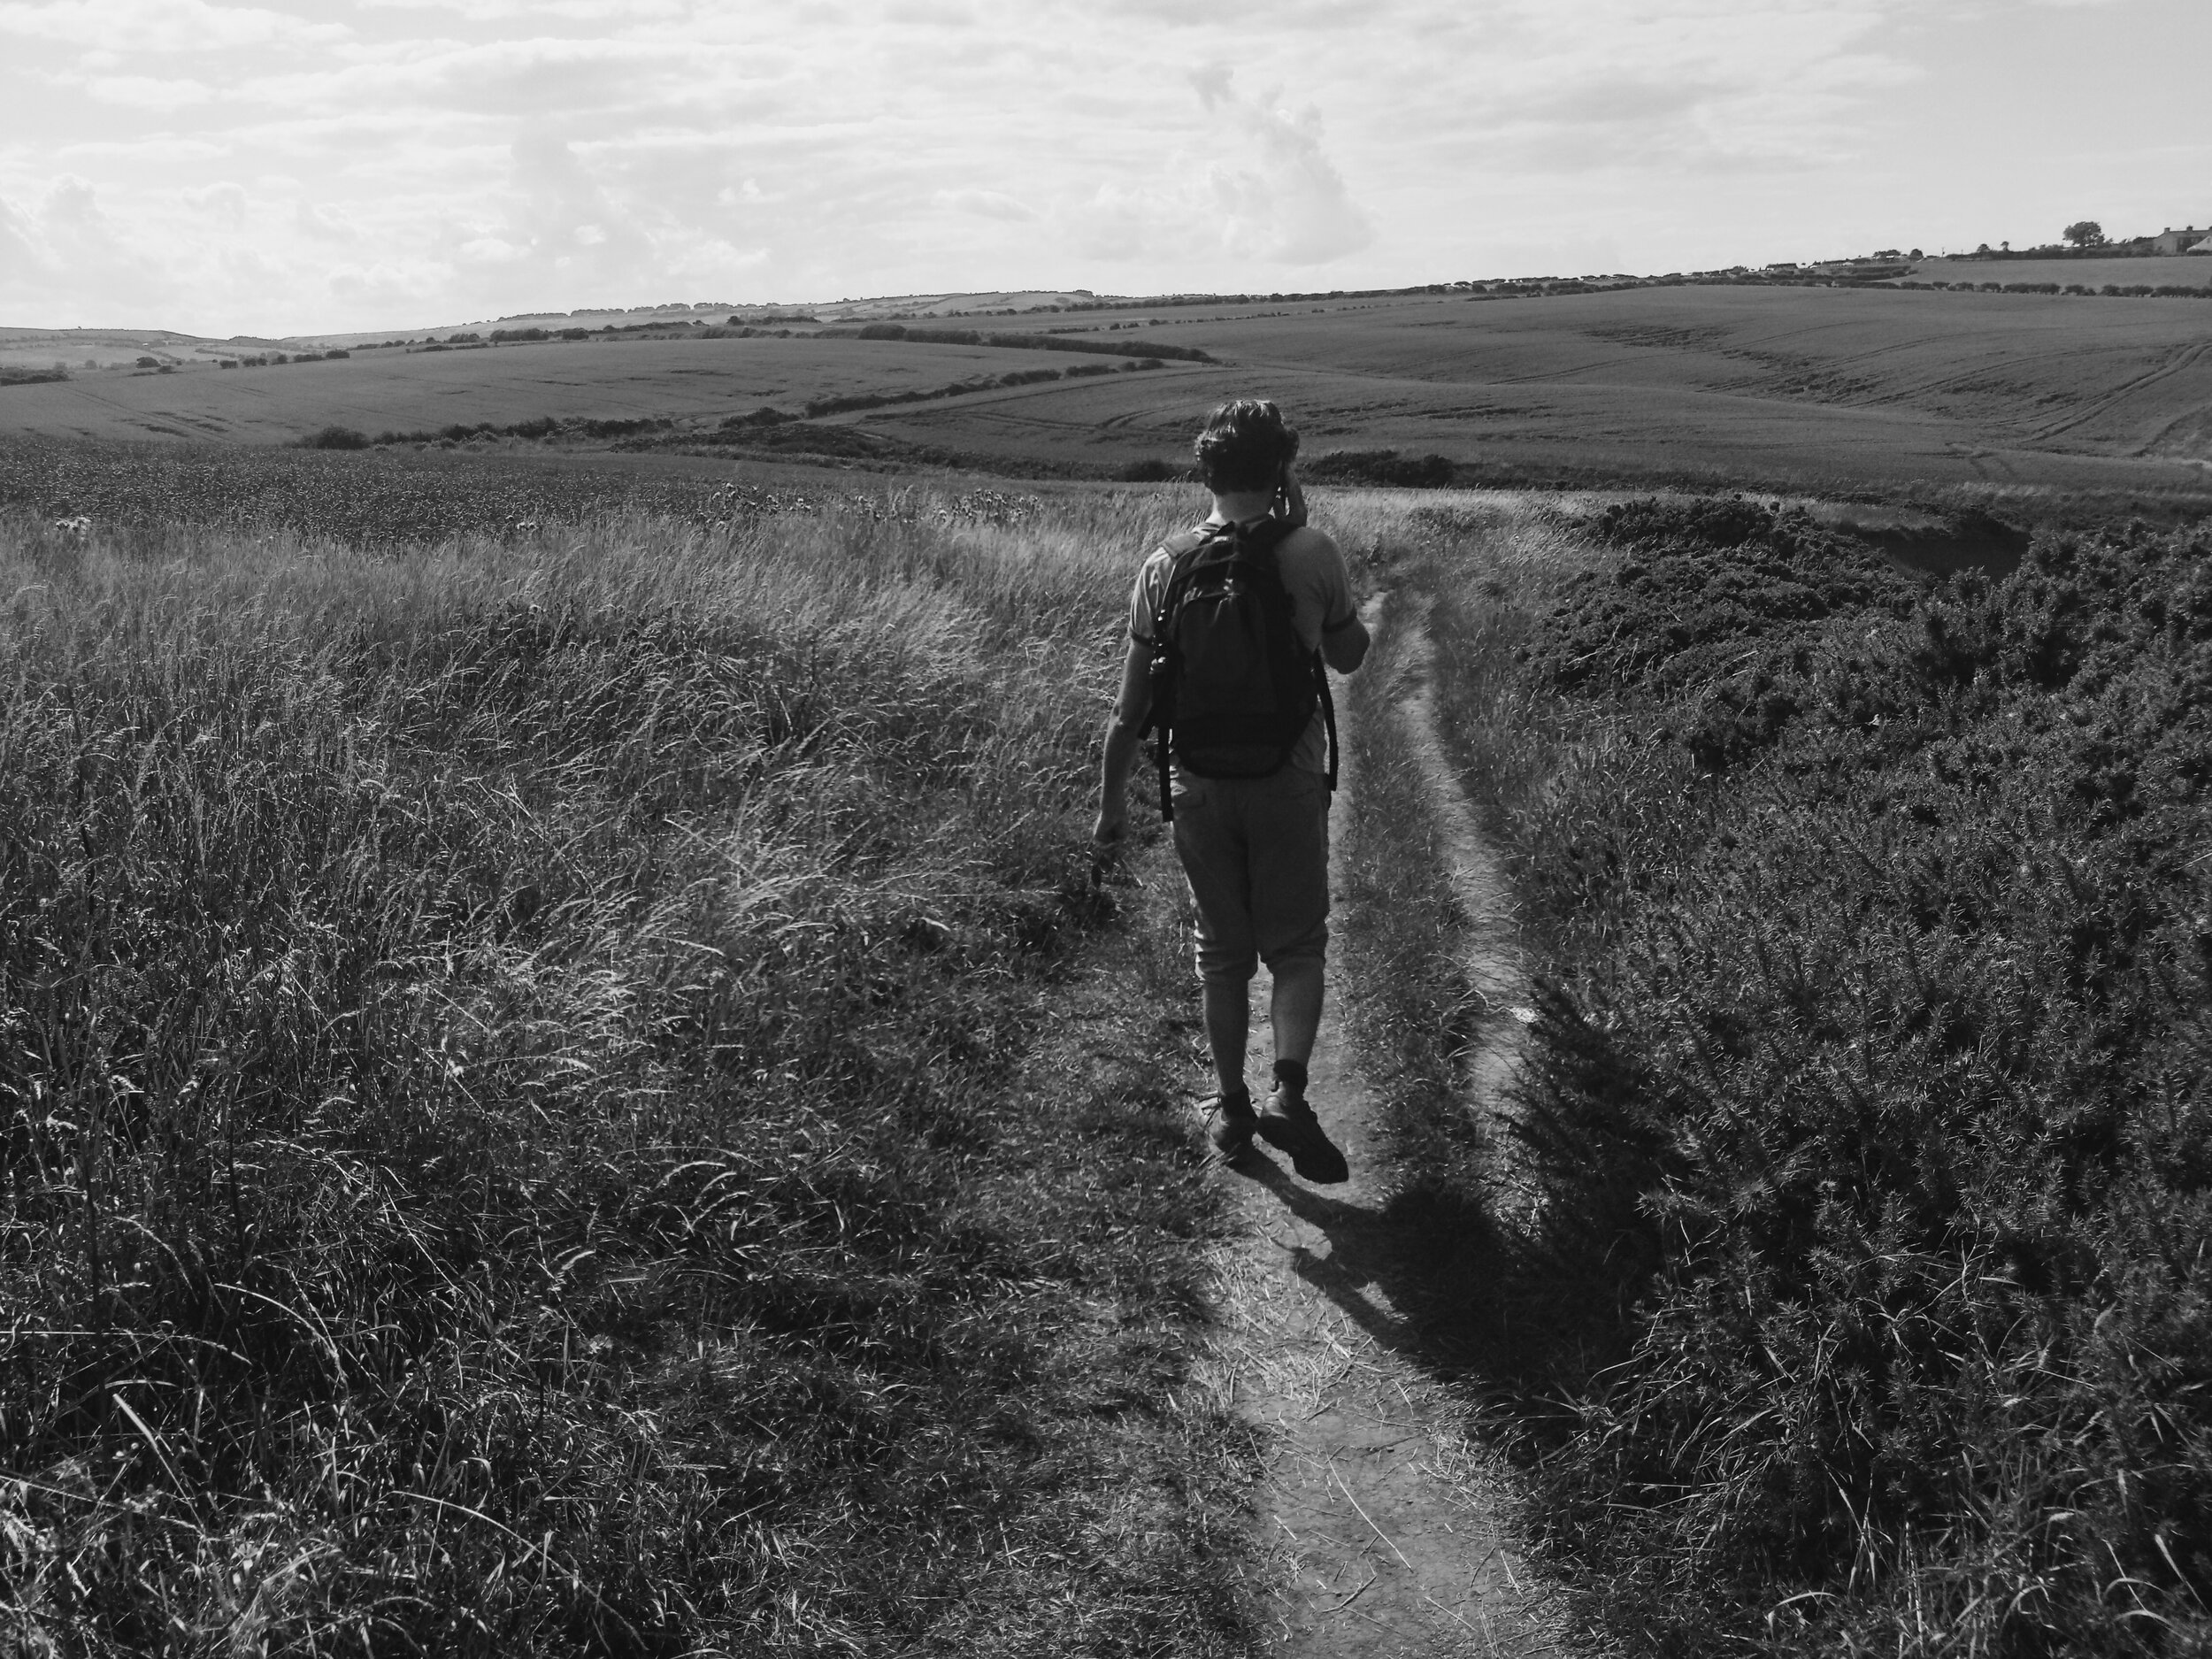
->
xmin=5 ymin=285 xmax=2209 ymax=501
xmin=1903 ymin=255 xmax=2212 ymax=291
xmin=877 ymin=285 xmax=2212 ymax=491
xmin=0 ymin=334 xmax=1209 ymax=449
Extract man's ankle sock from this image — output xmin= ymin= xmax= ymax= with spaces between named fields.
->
xmin=1271 ymin=1059 xmax=1308 ymax=1100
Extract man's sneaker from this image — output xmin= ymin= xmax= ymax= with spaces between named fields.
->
xmin=1256 ymin=1089 xmax=1348 ymax=1184
xmin=1207 ymin=1090 xmax=1257 ymax=1158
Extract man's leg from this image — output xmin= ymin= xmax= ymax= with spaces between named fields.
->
xmin=1248 ymin=770 xmax=1348 ymax=1183
xmin=1203 ymin=972 xmax=1253 ymax=1099
xmin=1268 ymin=955 xmax=1324 ymax=1071
xmin=1171 ymin=774 xmax=1262 ymax=1154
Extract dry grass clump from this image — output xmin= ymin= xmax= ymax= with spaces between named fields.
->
xmin=1383 ymin=495 xmax=2212 ymax=1655
xmin=0 ymin=486 xmax=1249 ymax=1655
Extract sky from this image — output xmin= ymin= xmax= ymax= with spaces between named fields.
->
xmin=0 ymin=0 xmax=2206 ymax=337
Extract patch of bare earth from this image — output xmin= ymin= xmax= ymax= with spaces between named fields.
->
xmin=1177 ymin=594 xmax=1581 ymax=1656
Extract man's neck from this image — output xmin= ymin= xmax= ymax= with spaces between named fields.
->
xmin=1209 ymin=488 xmax=1275 ymax=524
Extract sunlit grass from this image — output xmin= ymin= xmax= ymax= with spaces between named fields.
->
xmin=0 ymin=487 xmax=1251 ymax=1655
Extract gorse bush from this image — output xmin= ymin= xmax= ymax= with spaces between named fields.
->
xmin=0 ymin=492 xmax=1247 ymax=1654
xmin=1411 ymin=496 xmax=2212 ymax=1655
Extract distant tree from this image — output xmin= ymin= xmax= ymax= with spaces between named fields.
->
xmin=2063 ymin=220 xmax=2106 ymax=249
xmin=134 ymin=356 xmax=158 ymax=368
xmin=1909 ymin=248 xmax=1924 ymax=260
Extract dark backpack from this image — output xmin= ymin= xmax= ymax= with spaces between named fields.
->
xmin=1141 ymin=517 xmax=1336 ymax=822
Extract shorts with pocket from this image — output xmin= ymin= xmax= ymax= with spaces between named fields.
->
xmin=1170 ymin=766 xmax=1331 ymax=987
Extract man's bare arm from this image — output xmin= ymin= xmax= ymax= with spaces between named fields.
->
xmin=1094 ymin=636 xmax=1154 ymax=844
xmin=1321 ymin=610 xmax=1370 ymax=674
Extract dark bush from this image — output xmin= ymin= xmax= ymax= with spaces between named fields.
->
xmin=1302 ymin=449 xmax=1457 ymax=488
xmin=1488 ymin=501 xmax=2212 ymax=1653
xmin=297 ymin=426 xmax=372 ymax=450
xmin=1116 ymin=458 xmax=1183 ymax=483
xmin=718 ymin=406 xmax=793 ymax=430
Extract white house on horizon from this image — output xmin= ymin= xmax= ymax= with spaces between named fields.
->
xmin=2151 ymin=225 xmax=2208 ymax=254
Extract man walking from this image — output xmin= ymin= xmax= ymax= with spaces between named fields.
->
xmin=1093 ymin=400 xmax=1370 ymax=1183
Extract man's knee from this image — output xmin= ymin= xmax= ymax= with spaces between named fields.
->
xmin=1258 ymin=915 xmax=1328 ymax=979
xmin=1197 ymin=940 xmax=1258 ymax=987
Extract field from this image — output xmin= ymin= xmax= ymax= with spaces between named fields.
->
xmin=1903 ymin=255 xmax=2212 ymax=290
xmin=4 ymin=416 xmax=2212 ymax=1654
xmin=868 ymin=286 xmax=2212 ymax=492
xmin=0 ymin=469 xmax=1293 ymax=1655
xmin=2 ymin=287 xmax=2208 ymax=502
xmin=0 ymin=334 xmax=1209 ymax=450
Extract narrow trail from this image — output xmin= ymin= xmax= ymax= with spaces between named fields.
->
xmin=1189 ymin=592 xmax=1576 ymax=1656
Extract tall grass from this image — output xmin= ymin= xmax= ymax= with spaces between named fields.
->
xmin=0 ymin=488 xmax=1252 ymax=1655
xmin=1386 ymin=495 xmax=2212 ymax=1655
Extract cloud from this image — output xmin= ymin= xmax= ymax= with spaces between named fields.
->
xmin=182 ymin=180 xmax=247 ymax=227
xmin=1073 ymin=73 xmax=1371 ymax=266
xmin=1212 ymin=92 xmax=1372 ymax=264
xmin=0 ymin=0 xmax=347 ymax=52
xmin=934 ymin=188 xmax=1033 ymax=221
xmin=0 ymin=175 xmax=173 ymax=316
xmin=74 ymin=73 xmax=216 ymax=109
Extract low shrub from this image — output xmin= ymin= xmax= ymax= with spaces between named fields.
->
xmin=1302 ymin=449 xmax=1457 ymax=488
xmin=1430 ymin=497 xmax=2212 ymax=1653
xmin=1117 ymin=458 xmax=1184 ymax=483
xmin=296 ymin=425 xmax=372 ymax=450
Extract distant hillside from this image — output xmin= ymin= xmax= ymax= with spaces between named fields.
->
xmin=5 ymin=283 xmax=2209 ymax=498
xmin=0 ymin=326 xmax=292 ymax=373
xmin=294 ymin=292 xmax=1138 ymax=350
xmin=1902 ymin=254 xmax=2212 ymax=290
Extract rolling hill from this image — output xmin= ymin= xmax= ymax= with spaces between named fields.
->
xmin=3 ymin=284 xmax=2208 ymax=495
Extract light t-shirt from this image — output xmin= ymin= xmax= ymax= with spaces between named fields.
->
xmin=1127 ymin=518 xmax=1357 ymax=775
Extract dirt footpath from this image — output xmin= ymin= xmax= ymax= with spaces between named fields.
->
xmin=1187 ymin=595 xmax=1583 ymax=1657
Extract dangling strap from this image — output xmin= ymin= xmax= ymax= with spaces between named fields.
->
xmin=1145 ymin=526 xmax=1217 ymax=825
xmin=1316 ymin=655 xmax=1338 ymax=792
xmin=1153 ymin=687 xmax=1175 ymax=822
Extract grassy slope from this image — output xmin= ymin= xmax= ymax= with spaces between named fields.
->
xmin=0 ymin=481 xmax=1264 ymax=1655
xmin=1357 ymin=491 xmax=2212 ymax=1655
xmin=0 ymin=336 xmax=1212 ymax=447
xmin=1903 ymin=256 xmax=2212 ymax=290
xmin=856 ymin=286 xmax=2212 ymax=492
xmin=9 ymin=287 xmax=2212 ymax=497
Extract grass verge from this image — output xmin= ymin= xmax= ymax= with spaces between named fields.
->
xmin=0 ymin=486 xmax=1257 ymax=1655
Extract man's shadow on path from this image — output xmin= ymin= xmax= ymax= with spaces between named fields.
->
xmin=1223 ymin=1143 xmax=1517 ymax=1381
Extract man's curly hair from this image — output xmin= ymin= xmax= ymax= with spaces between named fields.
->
xmin=1192 ymin=399 xmax=1300 ymax=494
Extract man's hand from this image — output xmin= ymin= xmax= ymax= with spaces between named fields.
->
xmin=1092 ymin=803 xmax=1128 ymax=847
